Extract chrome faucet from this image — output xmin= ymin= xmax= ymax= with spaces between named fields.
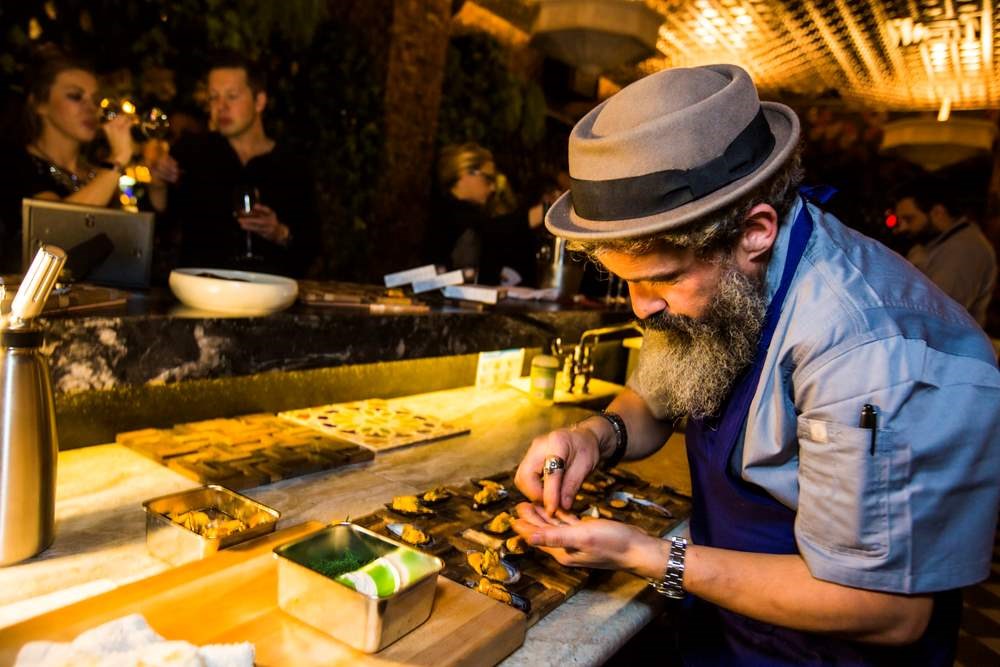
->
xmin=559 ymin=321 xmax=642 ymax=394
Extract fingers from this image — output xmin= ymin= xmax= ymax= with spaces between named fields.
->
xmin=151 ymin=160 xmax=180 ymax=184
xmin=541 ymin=454 xmax=566 ymax=516
xmin=559 ymin=455 xmax=590 ymax=512
xmin=103 ymin=117 xmax=135 ymax=163
xmin=554 ymin=509 xmax=581 ymax=525
xmin=237 ymin=217 xmax=276 ymax=234
xmin=514 ymin=434 xmax=556 ymax=502
xmin=514 ymin=427 xmax=598 ymax=515
xmin=515 ymin=502 xmax=563 ymax=527
xmin=522 ymin=524 xmax=581 ymax=551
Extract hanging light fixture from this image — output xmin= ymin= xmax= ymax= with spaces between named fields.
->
xmin=530 ymin=0 xmax=662 ymax=96
xmin=880 ymin=117 xmax=996 ymax=171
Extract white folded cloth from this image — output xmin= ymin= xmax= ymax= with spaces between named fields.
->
xmin=15 ymin=613 xmax=254 ymax=667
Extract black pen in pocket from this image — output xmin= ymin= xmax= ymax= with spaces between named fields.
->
xmin=859 ymin=404 xmax=877 ymax=455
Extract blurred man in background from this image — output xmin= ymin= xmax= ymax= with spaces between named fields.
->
xmin=153 ymin=52 xmax=318 ymax=277
xmin=893 ymin=179 xmax=996 ymax=327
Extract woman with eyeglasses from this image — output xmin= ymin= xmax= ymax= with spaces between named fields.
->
xmin=425 ymin=142 xmax=543 ymax=285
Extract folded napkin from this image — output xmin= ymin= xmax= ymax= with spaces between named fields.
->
xmin=15 ymin=613 xmax=254 ymax=667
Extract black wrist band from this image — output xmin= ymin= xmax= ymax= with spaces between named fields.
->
xmin=100 ymin=160 xmax=126 ymax=174
xmin=597 ymin=410 xmax=627 ymax=468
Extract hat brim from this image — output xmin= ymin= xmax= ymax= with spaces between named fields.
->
xmin=545 ymin=102 xmax=800 ymax=240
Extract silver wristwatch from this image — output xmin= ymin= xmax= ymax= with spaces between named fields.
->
xmin=649 ymin=536 xmax=687 ymax=599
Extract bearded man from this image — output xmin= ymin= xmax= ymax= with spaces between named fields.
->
xmin=513 ymin=64 xmax=1000 ymax=666
xmin=892 ymin=178 xmax=996 ymax=327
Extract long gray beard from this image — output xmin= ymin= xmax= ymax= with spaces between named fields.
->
xmin=627 ymin=266 xmax=767 ymax=421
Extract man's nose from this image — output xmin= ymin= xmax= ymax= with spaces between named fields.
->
xmin=628 ymin=282 xmax=666 ymax=320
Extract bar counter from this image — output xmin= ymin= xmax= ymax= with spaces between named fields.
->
xmin=41 ymin=289 xmax=632 ymax=449
xmin=42 ymin=289 xmax=630 ymax=394
xmin=0 ymin=384 xmax=691 ymax=666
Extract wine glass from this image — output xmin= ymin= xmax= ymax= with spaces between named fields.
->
xmin=232 ymin=185 xmax=259 ymax=261
xmin=99 ymin=98 xmax=170 ymax=140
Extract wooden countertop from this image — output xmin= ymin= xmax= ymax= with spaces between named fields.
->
xmin=0 ymin=384 xmax=690 ymax=665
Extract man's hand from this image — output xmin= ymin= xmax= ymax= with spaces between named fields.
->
xmin=237 ymin=203 xmax=290 ymax=245
xmin=148 ymin=153 xmax=180 ymax=186
xmin=511 ymin=502 xmax=661 ymax=574
xmin=514 ymin=420 xmax=607 ymax=514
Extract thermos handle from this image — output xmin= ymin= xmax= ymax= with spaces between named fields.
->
xmin=9 ymin=245 xmax=66 ymax=328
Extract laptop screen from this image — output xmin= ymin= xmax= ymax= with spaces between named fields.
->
xmin=21 ymin=199 xmax=154 ymax=288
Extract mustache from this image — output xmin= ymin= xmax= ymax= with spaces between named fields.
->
xmin=638 ymin=310 xmax=696 ymax=333
xmin=637 ymin=309 xmax=716 ymax=343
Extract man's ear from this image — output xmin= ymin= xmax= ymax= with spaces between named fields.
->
xmin=734 ymin=203 xmax=779 ymax=273
xmin=254 ymin=91 xmax=268 ymax=114
xmin=929 ymin=203 xmax=950 ymax=227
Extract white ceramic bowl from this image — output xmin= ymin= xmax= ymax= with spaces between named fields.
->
xmin=168 ymin=268 xmax=298 ymax=316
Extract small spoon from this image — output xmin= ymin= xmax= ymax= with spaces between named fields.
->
xmin=609 ymin=491 xmax=673 ymax=518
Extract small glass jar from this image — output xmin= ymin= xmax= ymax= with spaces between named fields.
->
xmin=529 ymin=354 xmax=560 ymax=402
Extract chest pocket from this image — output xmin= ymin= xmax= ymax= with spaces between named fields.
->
xmin=795 ymin=417 xmax=891 ymax=557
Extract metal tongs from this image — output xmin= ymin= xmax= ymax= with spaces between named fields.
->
xmin=1 ymin=245 xmax=67 ymax=330
xmin=609 ymin=490 xmax=674 ymax=518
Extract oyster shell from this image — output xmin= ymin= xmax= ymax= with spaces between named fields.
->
xmin=467 ymin=548 xmax=520 ymax=584
xmin=483 ymin=511 xmax=513 ymax=535
xmin=503 ymin=535 xmax=527 ymax=556
xmin=387 ymin=495 xmax=434 ymax=517
xmin=421 ymin=486 xmax=452 ymax=505
xmin=475 ymin=578 xmax=531 ymax=613
xmin=472 ymin=484 xmax=508 ymax=510
xmin=385 ymin=522 xmax=433 ymax=547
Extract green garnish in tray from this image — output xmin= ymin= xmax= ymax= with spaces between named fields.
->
xmin=304 ymin=552 xmax=377 ymax=579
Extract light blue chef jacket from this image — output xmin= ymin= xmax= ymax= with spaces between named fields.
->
xmin=632 ymin=198 xmax=1000 ymax=594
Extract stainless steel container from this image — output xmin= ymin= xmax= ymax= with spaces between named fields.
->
xmin=537 ymin=237 xmax=584 ymax=300
xmin=143 ymin=485 xmax=280 ymax=565
xmin=274 ymin=522 xmax=443 ymax=653
xmin=0 ymin=327 xmax=58 ymax=566
xmin=0 ymin=246 xmax=66 ymax=567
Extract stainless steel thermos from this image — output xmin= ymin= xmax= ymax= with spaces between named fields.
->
xmin=0 ymin=245 xmax=66 ymax=566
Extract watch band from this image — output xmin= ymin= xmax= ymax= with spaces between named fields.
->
xmin=596 ymin=411 xmax=627 ymax=469
xmin=649 ymin=536 xmax=687 ymax=599
xmin=101 ymin=159 xmax=127 ymax=174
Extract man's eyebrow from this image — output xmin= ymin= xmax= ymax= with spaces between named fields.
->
xmin=623 ymin=268 xmax=684 ymax=283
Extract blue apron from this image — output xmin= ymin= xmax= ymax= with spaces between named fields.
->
xmin=682 ymin=189 xmax=961 ymax=666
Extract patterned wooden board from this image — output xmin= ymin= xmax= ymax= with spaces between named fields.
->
xmin=354 ymin=468 xmax=691 ymax=626
xmin=278 ymin=399 xmax=470 ymax=452
xmin=116 ymin=413 xmax=373 ymax=490
xmin=297 ymin=280 xmax=417 ymax=305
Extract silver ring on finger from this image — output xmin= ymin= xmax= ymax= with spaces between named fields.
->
xmin=543 ymin=455 xmax=566 ymax=477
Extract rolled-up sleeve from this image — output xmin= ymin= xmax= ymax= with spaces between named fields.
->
xmin=791 ymin=334 xmax=1000 ymax=594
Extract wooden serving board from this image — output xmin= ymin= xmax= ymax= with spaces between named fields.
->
xmin=362 ymin=469 xmax=690 ymax=625
xmin=0 ymin=523 xmax=526 ymax=667
xmin=117 ymin=414 xmax=374 ymax=490
xmin=279 ymin=399 xmax=470 ymax=452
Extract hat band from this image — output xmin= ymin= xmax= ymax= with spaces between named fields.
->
xmin=569 ymin=108 xmax=776 ymax=222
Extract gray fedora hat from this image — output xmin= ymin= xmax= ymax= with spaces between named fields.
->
xmin=546 ymin=64 xmax=800 ymax=240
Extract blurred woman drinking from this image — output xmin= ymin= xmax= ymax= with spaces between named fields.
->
xmin=0 ymin=50 xmax=136 ymax=272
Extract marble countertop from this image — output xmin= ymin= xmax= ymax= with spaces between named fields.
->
xmin=0 ymin=385 xmax=690 ymax=665
xmin=41 ymin=289 xmax=632 ymax=396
